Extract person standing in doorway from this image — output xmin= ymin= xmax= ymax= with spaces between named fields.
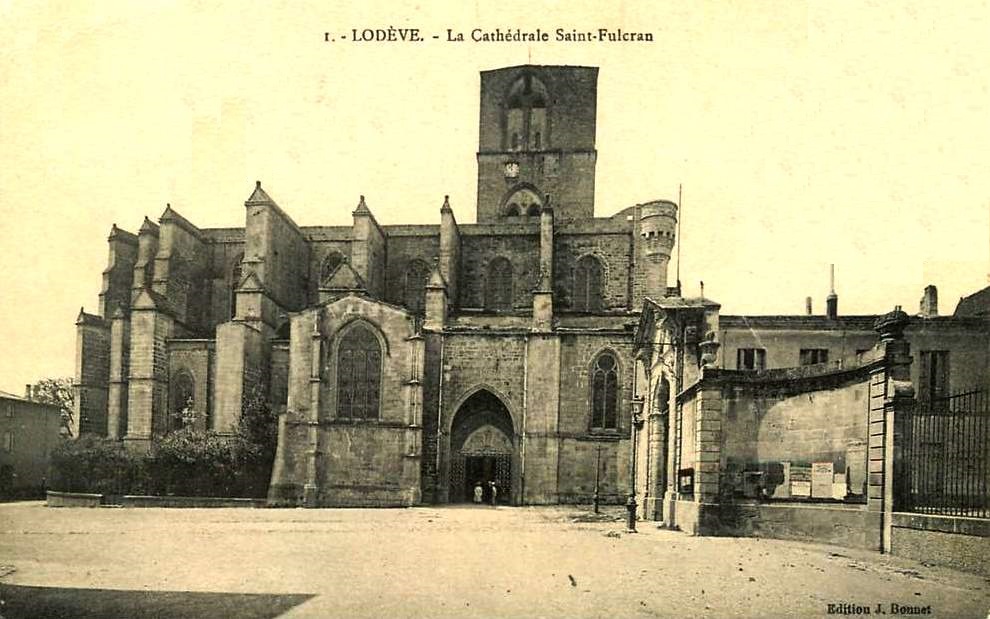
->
xmin=489 ymin=481 xmax=498 ymax=507
xmin=473 ymin=481 xmax=483 ymax=504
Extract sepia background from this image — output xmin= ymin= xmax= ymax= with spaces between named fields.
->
xmin=1 ymin=0 xmax=988 ymax=391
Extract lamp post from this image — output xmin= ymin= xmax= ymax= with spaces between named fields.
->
xmin=593 ymin=443 xmax=603 ymax=513
xmin=627 ymin=396 xmax=645 ymax=533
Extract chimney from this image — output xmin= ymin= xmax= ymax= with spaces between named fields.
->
xmin=805 ymin=297 xmax=813 ymax=316
xmin=826 ymin=264 xmax=838 ymax=320
xmin=32 ymin=385 xmax=41 ymax=401
xmin=24 ymin=384 xmax=32 ymax=400
xmin=919 ymin=284 xmax=938 ymax=317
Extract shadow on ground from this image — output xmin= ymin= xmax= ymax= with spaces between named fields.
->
xmin=0 ymin=584 xmax=314 ymax=619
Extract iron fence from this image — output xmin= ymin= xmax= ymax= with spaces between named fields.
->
xmin=898 ymin=389 xmax=990 ymax=518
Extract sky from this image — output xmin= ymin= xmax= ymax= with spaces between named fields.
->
xmin=1 ymin=0 xmax=988 ymax=391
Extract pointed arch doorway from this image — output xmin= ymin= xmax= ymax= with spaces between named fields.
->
xmin=448 ymin=389 xmax=515 ymax=504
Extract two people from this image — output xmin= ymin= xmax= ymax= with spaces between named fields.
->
xmin=472 ymin=480 xmax=499 ymax=506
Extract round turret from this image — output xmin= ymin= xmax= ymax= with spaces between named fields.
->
xmin=639 ymin=200 xmax=677 ymax=260
xmin=638 ymin=200 xmax=678 ymax=299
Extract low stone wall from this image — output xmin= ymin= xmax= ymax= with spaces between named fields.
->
xmin=890 ymin=512 xmax=990 ymax=576
xmin=46 ymin=491 xmax=266 ymax=508
xmin=46 ymin=491 xmax=104 ymax=507
xmin=119 ymin=496 xmax=267 ymax=508
xmin=668 ymin=498 xmax=881 ymax=551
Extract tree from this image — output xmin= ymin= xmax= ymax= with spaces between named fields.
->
xmin=32 ymin=377 xmax=75 ymax=437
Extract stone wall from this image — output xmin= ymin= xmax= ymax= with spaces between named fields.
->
xmin=384 ymin=233 xmax=440 ymax=307
xmin=890 ymin=513 xmax=990 ymax=576
xmin=125 ymin=296 xmax=174 ymax=445
xmin=202 ymin=231 xmax=245 ymax=330
xmin=720 ymin=377 xmax=870 ymax=501
xmin=554 ymin=230 xmax=632 ymax=311
xmin=457 ymin=231 xmax=540 ymax=310
xmin=268 ymin=295 xmax=422 ymax=507
xmin=244 ymin=199 xmax=310 ymax=313
xmin=100 ymin=228 xmax=137 ymax=318
xmin=168 ymin=341 xmax=214 ymax=432
xmin=74 ymin=313 xmax=110 ymax=438
xmin=153 ymin=208 xmax=209 ymax=333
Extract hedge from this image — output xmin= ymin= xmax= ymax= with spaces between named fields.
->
xmin=49 ymin=430 xmax=274 ymax=498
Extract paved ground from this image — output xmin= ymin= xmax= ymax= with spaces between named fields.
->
xmin=0 ymin=501 xmax=988 ymax=618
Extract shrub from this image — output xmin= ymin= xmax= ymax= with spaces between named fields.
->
xmin=48 ymin=379 xmax=279 ymax=499
xmin=49 ymin=435 xmax=146 ymax=495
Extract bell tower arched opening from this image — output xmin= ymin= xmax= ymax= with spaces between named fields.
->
xmin=448 ymin=390 xmax=515 ymax=504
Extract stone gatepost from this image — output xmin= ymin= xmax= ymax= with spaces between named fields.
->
xmin=871 ymin=307 xmax=914 ymax=552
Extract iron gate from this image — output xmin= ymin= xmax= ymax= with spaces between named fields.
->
xmin=898 ymin=389 xmax=990 ymax=517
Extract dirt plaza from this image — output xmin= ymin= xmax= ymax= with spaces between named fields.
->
xmin=0 ymin=502 xmax=987 ymax=618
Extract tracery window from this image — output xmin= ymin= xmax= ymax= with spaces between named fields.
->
xmin=505 ymin=74 xmax=549 ymax=151
xmin=403 ymin=259 xmax=431 ymax=314
xmin=485 ymin=257 xmax=513 ymax=311
xmin=320 ymin=251 xmax=346 ymax=285
xmin=336 ymin=324 xmax=382 ymax=420
xmin=591 ymin=353 xmax=619 ymax=430
xmin=503 ymin=187 xmax=541 ymax=217
xmin=573 ymin=255 xmax=604 ymax=312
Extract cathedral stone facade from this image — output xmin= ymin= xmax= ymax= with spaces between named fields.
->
xmin=73 ymin=65 xmax=678 ymax=506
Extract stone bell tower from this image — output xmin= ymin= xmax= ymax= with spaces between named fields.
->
xmin=476 ymin=65 xmax=598 ymax=223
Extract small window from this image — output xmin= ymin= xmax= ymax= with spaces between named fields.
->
xmin=526 ymin=204 xmax=541 ymax=216
xmin=2 ymin=432 xmax=11 ymax=452
xmin=591 ymin=353 xmax=619 ymax=430
xmin=4 ymin=404 xmax=12 ymax=418
xmin=506 ymin=203 xmax=520 ymax=217
xmin=919 ymin=350 xmax=950 ymax=404
xmin=799 ymin=349 xmax=829 ymax=366
xmin=737 ymin=348 xmax=766 ymax=371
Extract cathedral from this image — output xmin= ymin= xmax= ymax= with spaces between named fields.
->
xmin=73 ymin=65 xmax=678 ymax=507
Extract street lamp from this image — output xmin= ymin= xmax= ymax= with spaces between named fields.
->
xmin=593 ymin=443 xmax=603 ymax=514
xmin=627 ymin=397 xmax=645 ymax=533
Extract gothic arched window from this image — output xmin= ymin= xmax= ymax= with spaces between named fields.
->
xmin=526 ymin=204 xmax=541 ymax=217
xmin=591 ymin=353 xmax=619 ymax=430
xmin=170 ymin=371 xmax=195 ymax=432
xmin=403 ymin=259 xmax=431 ymax=314
xmin=336 ymin=324 xmax=382 ymax=420
xmin=320 ymin=251 xmax=345 ymax=285
xmin=229 ymin=254 xmax=243 ymax=320
xmin=574 ymin=255 xmax=605 ymax=312
xmin=506 ymin=203 xmax=521 ymax=217
xmin=505 ymin=74 xmax=549 ymax=151
xmin=485 ymin=257 xmax=513 ymax=311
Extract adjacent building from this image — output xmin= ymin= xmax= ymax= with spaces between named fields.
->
xmin=0 ymin=388 xmax=62 ymax=496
